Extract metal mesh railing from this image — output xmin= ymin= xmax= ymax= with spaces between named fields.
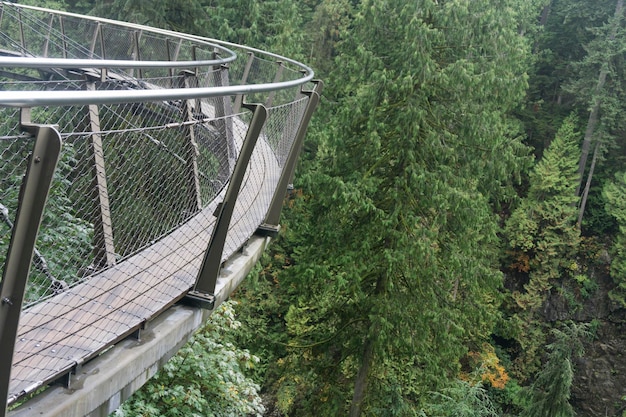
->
xmin=0 ymin=2 xmax=319 ymax=408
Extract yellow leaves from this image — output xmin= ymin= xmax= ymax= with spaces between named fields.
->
xmin=507 ymin=249 xmax=531 ymax=273
xmin=460 ymin=343 xmax=510 ymax=389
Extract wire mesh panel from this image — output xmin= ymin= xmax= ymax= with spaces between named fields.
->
xmin=0 ymin=1 xmax=317 ymax=410
xmin=223 ymin=97 xmax=310 ymax=258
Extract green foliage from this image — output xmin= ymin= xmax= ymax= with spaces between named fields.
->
xmin=113 ymin=301 xmax=264 ymax=417
xmin=420 ymin=381 xmax=499 ymax=417
xmin=0 ymin=141 xmax=93 ymax=303
xmin=239 ymin=0 xmax=540 ymax=415
xmin=603 ymin=171 xmax=626 ymax=305
xmin=521 ymin=322 xmax=592 ymax=417
xmin=503 ymin=115 xmax=582 ymax=378
xmin=70 ymin=0 xmax=308 ymax=58
xmin=505 ymin=115 xmax=581 ymax=309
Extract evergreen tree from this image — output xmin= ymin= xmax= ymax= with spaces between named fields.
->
xmin=503 ymin=115 xmax=581 ymax=378
xmin=257 ymin=0 xmax=538 ymax=415
xmin=505 ymin=115 xmax=581 ymax=310
xmin=519 ymin=0 xmax=626 ymax=233
xmin=603 ymin=171 xmax=626 ymax=305
xmin=521 ymin=322 xmax=591 ymax=417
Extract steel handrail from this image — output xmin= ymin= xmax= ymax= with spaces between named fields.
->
xmin=0 ymin=2 xmax=314 ymax=108
xmin=0 ymin=2 xmax=237 ymax=63
xmin=0 ymin=56 xmax=235 ymax=70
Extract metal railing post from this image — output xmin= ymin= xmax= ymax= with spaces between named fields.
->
xmin=257 ymin=80 xmax=322 ymax=234
xmin=233 ymin=52 xmax=254 ymax=114
xmin=179 ymin=70 xmax=203 ymax=212
xmin=185 ymin=102 xmax=267 ymax=309
xmin=134 ymin=30 xmax=143 ymax=79
xmin=0 ymin=113 xmax=62 ymax=417
xmin=213 ymin=53 xmax=236 ymax=185
xmin=85 ymin=82 xmax=117 ymax=268
xmin=265 ymin=61 xmax=284 ymax=108
xmin=43 ymin=13 xmax=54 ymax=57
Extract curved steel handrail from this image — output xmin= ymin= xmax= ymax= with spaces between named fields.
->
xmin=0 ymin=82 xmax=309 ymax=107
xmin=0 ymin=2 xmax=315 ymax=108
xmin=0 ymin=56 xmax=236 ymax=70
xmin=0 ymin=2 xmax=237 ymax=63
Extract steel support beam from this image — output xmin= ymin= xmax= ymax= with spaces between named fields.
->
xmin=212 ymin=55 xmax=236 ymax=185
xmin=233 ymin=52 xmax=254 ymax=114
xmin=258 ymin=80 xmax=323 ymax=234
xmin=0 ymin=114 xmax=62 ymax=417
xmin=179 ymin=71 xmax=203 ymax=212
xmin=265 ymin=61 xmax=284 ymax=109
xmin=86 ymin=82 xmax=117 ymax=268
xmin=185 ymin=103 xmax=267 ymax=309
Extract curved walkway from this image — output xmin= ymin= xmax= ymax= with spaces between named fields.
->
xmin=0 ymin=3 xmax=320 ymax=416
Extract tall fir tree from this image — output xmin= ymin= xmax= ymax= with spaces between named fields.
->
xmin=521 ymin=322 xmax=591 ymax=417
xmin=603 ymin=172 xmax=626 ymax=305
xmin=505 ymin=115 xmax=581 ymax=310
xmin=503 ymin=115 xmax=581 ymax=378
xmin=262 ymin=0 xmax=538 ymax=415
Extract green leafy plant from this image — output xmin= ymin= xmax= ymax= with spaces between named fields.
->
xmin=113 ymin=301 xmax=264 ymax=417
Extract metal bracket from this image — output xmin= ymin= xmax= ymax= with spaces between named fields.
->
xmin=255 ymin=223 xmax=281 ymax=238
xmin=180 ymin=290 xmax=216 ymax=310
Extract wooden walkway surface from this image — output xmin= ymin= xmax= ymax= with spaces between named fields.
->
xmin=8 ymin=130 xmax=281 ymax=404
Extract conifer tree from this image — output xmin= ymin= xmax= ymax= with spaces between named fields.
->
xmin=521 ymin=322 xmax=591 ymax=417
xmin=505 ymin=115 xmax=581 ymax=311
xmin=504 ymin=115 xmax=581 ymax=377
xmin=603 ymin=172 xmax=626 ymax=305
xmin=266 ymin=0 xmax=538 ymax=415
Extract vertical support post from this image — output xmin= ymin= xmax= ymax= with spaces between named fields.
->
xmin=258 ymin=80 xmax=323 ymax=234
xmin=59 ymin=16 xmax=67 ymax=59
xmin=43 ymin=14 xmax=54 ymax=57
xmin=17 ymin=8 xmax=25 ymax=52
xmin=179 ymin=71 xmax=203 ymax=212
xmin=0 ymin=116 xmax=62 ymax=417
xmin=89 ymin=23 xmax=100 ymax=58
xmin=133 ymin=30 xmax=143 ymax=80
xmin=166 ymin=38 xmax=174 ymax=82
xmin=86 ymin=82 xmax=116 ymax=268
xmin=212 ymin=52 xmax=236 ymax=186
xmin=172 ymin=38 xmax=182 ymax=62
xmin=185 ymin=103 xmax=267 ymax=308
xmin=233 ymin=52 xmax=255 ymax=114
xmin=265 ymin=61 xmax=284 ymax=108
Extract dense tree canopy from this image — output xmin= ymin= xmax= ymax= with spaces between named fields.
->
xmin=22 ymin=0 xmax=626 ymax=415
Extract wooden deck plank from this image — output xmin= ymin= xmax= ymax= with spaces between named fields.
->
xmin=16 ymin=205 xmax=220 ymax=334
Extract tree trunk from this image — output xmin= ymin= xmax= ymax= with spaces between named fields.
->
xmin=349 ymin=272 xmax=387 ymax=417
xmin=576 ymin=0 xmax=624 ymax=196
xmin=534 ymin=2 xmax=552 ymax=53
xmin=577 ymin=141 xmax=602 ymax=229
xmin=539 ymin=2 xmax=551 ymax=26
xmin=349 ymin=334 xmax=375 ymax=417
xmin=576 ymin=74 xmax=605 ymax=196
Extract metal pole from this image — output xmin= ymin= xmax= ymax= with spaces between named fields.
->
xmin=265 ymin=61 xmax=284 ymax=109
xmin=212 ymin=54 xmax=236 ymax=187
xmin=179 ymin=70 xmax=203 ymax=212
xmin=185 ymin=102 xmax=267 ymax=309
xmin=86 ymin=82 xmax=117 ymax=268
xmin=0 ymin=118 xmax=62 ymax=417
xmin=233 ymin=52 xmax=255 ymax=114
xmin=258 ymin=80 xmax=322 ymax=233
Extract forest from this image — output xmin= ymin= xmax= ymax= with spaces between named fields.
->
xmin=15 ymin=0 xmax=626 ymax=415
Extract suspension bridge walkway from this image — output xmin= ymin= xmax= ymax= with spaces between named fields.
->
xmin=0 ymin=3 xmax=320 ymax=416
